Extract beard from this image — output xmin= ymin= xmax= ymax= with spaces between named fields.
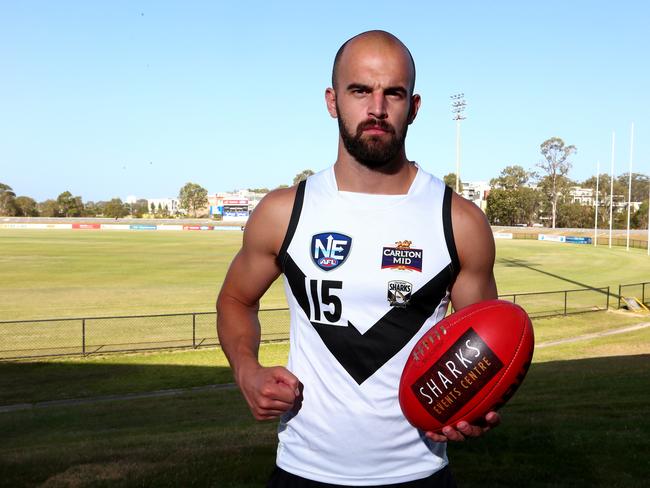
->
xmin=337 ymin=109 xmax=409 ymax=170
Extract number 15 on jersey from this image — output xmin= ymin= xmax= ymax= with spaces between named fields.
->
xmin=306 ymin=279 xmax=346 ymax=326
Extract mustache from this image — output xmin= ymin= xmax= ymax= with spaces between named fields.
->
xmin=356 ymin=119 xmax=395 ymax=135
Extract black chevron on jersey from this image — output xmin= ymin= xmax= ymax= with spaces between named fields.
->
xmin=283 ymin=254 xmax=452 ymax=384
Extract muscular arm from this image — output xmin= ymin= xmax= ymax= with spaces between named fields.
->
xmin=427 ymin=192 xmax=499 ymax=442
xmin=449 ymin=192 xmax=498 ymax=310
xmin=216 ymin=187 xmax=300 ymax=420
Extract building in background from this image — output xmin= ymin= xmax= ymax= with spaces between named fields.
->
xmin=461 ymin=181 xmax=491 ymax=212
xmin=147 ymin=198 xmax=180 ymax=215
xmin=207 ymin=190 xmax=267 ymax=221
xmin=568 ymin=186 xmax=594 ymax=206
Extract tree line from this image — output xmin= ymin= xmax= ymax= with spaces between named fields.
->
xmin=1 ymin=157 xmax=647 ymax=228
xmin=477 ymin=137 xmax=649 ymax=229
xmin=0 ymin=182 xmax=211 ymax=219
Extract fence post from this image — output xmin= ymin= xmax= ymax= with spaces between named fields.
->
xmin=641 ymin=283 xmax=646 ymax=305
xmin=564 ymin=291 xmax=567 ymax=316
xmin=82 ymin=319 xmax=86 ymax=356
xmin=513 ymin=294 xmax=517 ymax=305
xmin=606 ymin=286 xmax=610 ymax=310
xmin=618 ymin=285 xmax=622 ymax=309
xmin=192 ymin=314 xmax=196 ymax=349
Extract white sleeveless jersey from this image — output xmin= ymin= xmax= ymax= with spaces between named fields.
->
xmin=276 ymin=165 xmax=460 ymax=485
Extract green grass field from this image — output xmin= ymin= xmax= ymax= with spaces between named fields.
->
xmin=1 ymin=229 xmax=649 ymax=321
xmin=0 ymin=323 xmax=648 ymax=487
xmin=1 ymin=229 xmax=649 ymax=486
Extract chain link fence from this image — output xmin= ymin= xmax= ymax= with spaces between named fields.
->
xmin=0 ymin=283 xmax=646 ymax=360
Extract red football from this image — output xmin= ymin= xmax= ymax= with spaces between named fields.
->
xmin=399 ymin=299 xmax=534 ymax=433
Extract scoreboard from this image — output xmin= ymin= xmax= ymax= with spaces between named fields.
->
xmin=222 ymin=199 xmax=249 ymax=221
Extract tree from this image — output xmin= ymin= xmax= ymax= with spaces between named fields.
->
xmin=486 ymin=165 xmax=542 ymax=226
xmin=14 ymin=196 xmax=39 ymax=217
xmin=555 ymin=202 xmax=593 ymax=228
xmin=82 ymin=201 xmax=101 ymax=217
xmin=616 ymin=173 xmax=650 ymax=203
xmin=537 ymin=174 xmax=574 ymax=226
xmin=632 ymin=200 xmax=648 ymax=230
xmin=0 ymin=183 xmax=17 ymax=216
xmin=490 ymin=165 xmax=530 ymax=190
xmin=293 ymin=169 xmax=315 ymax=185
xmin=56 ymin=191 xmax=84 ymax=217
xmin=103 ymin=198 xmax=129 ymax=218
xmin=486 ymin=187 xmax=542 ymax=226
xmin=537 ymin=137 xmax=576 ymax=228
xmin=248 ymin=187 xmax=270 ymax=194
xmin=38 ymin=199 xmax=62 ymax=217
xmin=178 ymin=182 xmax=208 ymax=217
xmin=443 ymin=173 xmax=462 ymax=192
xmin=131 ymin=199 xmax=149 ymax=218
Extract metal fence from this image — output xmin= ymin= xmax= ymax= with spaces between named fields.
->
xmin=497 ymin=287 xmax=610 ymax=318
xmin=617 ymin=281 xmax=650 ymax=309
xmin=0 ymin=285 xmax=636 ymax=360
xmin=1 ymin=283 xmax=636 ymax=360
xmin=509 ymin=232 xmax=648 ymax=250
xmin=0 ymin=308 xmax=290 ymax=360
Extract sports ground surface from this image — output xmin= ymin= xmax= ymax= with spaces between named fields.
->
xmin=0 ymin=229 xmax=649 ymax=487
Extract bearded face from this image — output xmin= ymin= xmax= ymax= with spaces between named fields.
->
xmin=336 ymin=102 xmax=410 ymax=169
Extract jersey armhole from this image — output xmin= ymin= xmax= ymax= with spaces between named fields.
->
xmin=277 ymin=179 xmax=307 ymax=271
xmin=443 ymin=185 xmax=461 ymax=278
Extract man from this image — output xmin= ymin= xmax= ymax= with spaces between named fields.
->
xmin=217 ymin=30 xmax=499 ymax=487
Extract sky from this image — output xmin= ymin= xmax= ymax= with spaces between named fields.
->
xmin=1 ymin=0 xmax=649 ymax=202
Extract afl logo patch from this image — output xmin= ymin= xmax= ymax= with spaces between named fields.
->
xmin=311 ymin=232 xmax=352 ymax=271
xmin=381 ymin=240 xmax=423 ymax=272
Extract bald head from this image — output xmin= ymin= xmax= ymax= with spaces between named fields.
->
xmin=331 ymin=30 xmax=416 ymax=94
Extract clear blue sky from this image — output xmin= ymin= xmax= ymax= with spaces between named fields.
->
xmin=1 ymin=0 xmax=648 ymax=202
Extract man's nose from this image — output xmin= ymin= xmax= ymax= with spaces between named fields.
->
xmin=368 ymin=93 xmax=388 ymax=119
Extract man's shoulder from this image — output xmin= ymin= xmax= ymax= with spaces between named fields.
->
xmin=243 ymin=185 xmax=301 ymax=256
xmin=450 ymin=191 xmax=494 ymax=263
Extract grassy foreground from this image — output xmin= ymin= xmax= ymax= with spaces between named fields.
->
xmin=1 ymin=313 xmax=649 ymax=487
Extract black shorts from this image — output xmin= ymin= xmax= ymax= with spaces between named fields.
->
xmin=266 ymin=465 xmax=457 ymax=488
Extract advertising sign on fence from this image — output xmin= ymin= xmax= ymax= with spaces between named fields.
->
xmin=72 ymin=223 xmax=101 ymax=230
xmin=565 ymin=236 xmax=593 ymax=244
xmin=183 ymin=225 xmax=214 ymax=231
xmin=538 ymin=234 xmax=566 ymax=243
xmin=157 ymin=225 xmax=184 ymax=231
xmin=493 ymin=232 xmax=513 ymax=239
xmin=129 ymin=224 xmax=157 ymax=231
xmin=101 ymin=224 xmax=130 ymax=230
xmin=0 ymin=223 xmax=72 ymax=229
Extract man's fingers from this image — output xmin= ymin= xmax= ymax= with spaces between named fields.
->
xmin=271 ymin=367 xmax=301 ymax=395
xmin=485 ymin=411 xmax=501 ymax=427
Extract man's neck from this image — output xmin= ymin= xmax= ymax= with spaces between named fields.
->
xmin=333 ymin=152 xmax=417 ymax=195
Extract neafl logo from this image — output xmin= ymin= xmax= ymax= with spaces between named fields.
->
xmin=311 ymin=232 xmax=352 ymax=271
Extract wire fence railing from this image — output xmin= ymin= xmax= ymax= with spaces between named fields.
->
xmin=0 ymin=284 xmax=646 ymax=360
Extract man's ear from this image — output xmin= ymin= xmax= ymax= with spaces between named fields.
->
xmin=325 ymin=88 xmax=338 ymax=118
xmin=407 ymin=94 xmax=421 ymax=124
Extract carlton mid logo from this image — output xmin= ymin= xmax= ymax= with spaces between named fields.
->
xmin=382 ymin=240 xmax=423 ymax=272
xmin=311 ymin=232 xmax=352 ymax=271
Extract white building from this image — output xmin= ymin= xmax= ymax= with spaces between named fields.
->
xmin=461 ymin=181 xmax=491 ymax=212
xmin=147 ymin=198 xmax=180 ymax=215
xmin=568 ymin=186 xmax=594 ymax=206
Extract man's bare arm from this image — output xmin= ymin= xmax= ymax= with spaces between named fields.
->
xmin=216 ymin=187 xmax=300 ymax=420
xmin=427 ymin=192 xmax=499 ymax=442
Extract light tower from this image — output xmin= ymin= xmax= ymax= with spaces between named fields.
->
xmin=450 ymin=93 xmax=467 ymax=194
